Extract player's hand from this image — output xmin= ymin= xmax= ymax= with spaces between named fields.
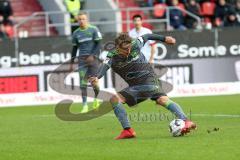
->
xmin=89 ymin=77 xmax=98 ymax=85
xmin=86 ymin=55 xmax=95 ymax=63
xmin=148 ymin=59 xmax=154 ymax=64
xmin=165 ymin=36 xmax=176 ymax=45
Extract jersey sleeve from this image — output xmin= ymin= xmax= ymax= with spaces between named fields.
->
xmin=146 ymin=29 xmax=155 ymax=46
xmin=140 ymin=34 xmax=166 ymax=45
xmin=129 ymin=39 xmax=143 ymax=58
xmin=104 ymin=51 xmax=115 ymax=66
xmin=93 ymin=26 xmax=102 ymax=41
xmin=97 ymin=52 xmax=112 ymax=79
xmin=72 ymin=33 xmax=78 ymax=46
xmin=103 ymin=56 xmax=112 ymax=67
xmin=136 ymin=36 xmax=145 ymax=49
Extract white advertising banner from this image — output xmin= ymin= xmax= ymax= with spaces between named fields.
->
xmin=168 ymin=82 xmax=240 ymax=97
xmin=0 ymin=82 xmax=239 ymax=107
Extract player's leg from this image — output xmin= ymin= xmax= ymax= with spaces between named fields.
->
xmin=156 ymin=96 xmax=196 ymax=134
xmin=112 ymin=85 xmax=150 ymax=139
xmin=92 ymin=82 xmax=100 ymax=98
xmin=91 ymin=81 xmax=100 ymax=109
xmin=156 ymin=96 xmax=187 ymax=120
xmin=87 ymin=57 xmax=100 ymax=108
xmin=110 ymin=92 xmax=136 ymax=140
xmin=110 ymin=94 xmax=130 ymax=129
xmin=79 ymin=67 xmax=89 ymax=113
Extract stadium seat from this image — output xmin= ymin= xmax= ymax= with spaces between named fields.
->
xmin=153 ymin=3 xmax=166 ymax=18
xmin=4 ymin=25 xmax=14 ymax=38
xmin=117 ymin=0 xmax=153 ymax=32
xmin=204 ymin=17 xmax=211 ymax=23
xmin=10 ymin=0 xmax=57 ymax=37
xmin=201 ymin=2 xmax=216 ymax=16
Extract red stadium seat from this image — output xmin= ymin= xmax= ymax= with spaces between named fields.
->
xmin=201 ymin=2 xmax=216 ymax=16
xmin=215 ymin=18 xmax=222 ymax=26
xmin=204 ymin=17 xmax=211 ymax=23
xmin=153 ymin=3 xmax=167 ymax=18
xmin=117 ymin=0 xmax=153 ymax=31
xmin=4 ymin=25 xmax=14 ymax=38
xmin=10 ymin=0 xmax=57 ymax=37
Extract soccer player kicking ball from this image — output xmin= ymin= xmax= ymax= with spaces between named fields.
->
xmin=89 ymin=33 xmax=196 ymax=139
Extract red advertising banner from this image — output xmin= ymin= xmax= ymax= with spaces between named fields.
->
xmin=0 ymin=76 xmax=39 ymax=94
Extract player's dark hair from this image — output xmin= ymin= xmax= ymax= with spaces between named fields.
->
xmin=115 ymin=32 xmax=132 ymax=48
xmin=132 ymin=14 xmax=142 ymax=20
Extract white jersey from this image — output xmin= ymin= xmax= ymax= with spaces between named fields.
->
xmin=129 ymin=27 xmax=155 ymax=61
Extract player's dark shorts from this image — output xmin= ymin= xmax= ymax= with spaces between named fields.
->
xmin=78 ymin=55 xmax=100 ymax=82
xmin=119 ymin=82 xmax=167 ymax=107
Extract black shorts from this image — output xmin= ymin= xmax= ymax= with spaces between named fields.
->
xmin=119 ymin=84 xmax=167 ymax=107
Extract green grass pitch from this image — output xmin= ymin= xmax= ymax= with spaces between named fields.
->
xmin=0 ymin=94 xmax=240 ymax=160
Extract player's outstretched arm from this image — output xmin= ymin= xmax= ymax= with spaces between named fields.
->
xmin=69 ymin=46 xmax=78 ymax=71
xmin=95 ymin=55 xmax=112 ymax=79
xmin=97 ymin=63 xmax=110 ymax=79
xmin=141 ymin=34 xmax=176 ymax=45
xmin=71 ymin=46 xmax=78 ymax=63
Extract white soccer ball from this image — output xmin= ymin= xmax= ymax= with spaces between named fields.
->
xmin=169 ymin=119 xmax=185 ymax=137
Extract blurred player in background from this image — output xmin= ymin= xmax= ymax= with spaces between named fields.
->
xmin=129 ymin=14 xmax=156 ymax=64
xmin=90 ymin=33 xmax=196 ymax=139
xmin=70 ymin=12 xmax=102 ymax=113
xmin=64 ymin=0 xmax=81 ymax=32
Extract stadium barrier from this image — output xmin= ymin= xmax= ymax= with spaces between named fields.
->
xmin=0 ymin=81 xmax=239 ymax=107
xmin=13 ymin=6 xmax=200 ymax=63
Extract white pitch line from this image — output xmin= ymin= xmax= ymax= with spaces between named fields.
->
xmin=34 ymin=113 xmax=240 ymax=118
xmin=190 ymin=113 xmax=240 ymax=118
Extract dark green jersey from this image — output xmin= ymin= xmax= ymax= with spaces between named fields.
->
xmin=103 ymin=37 xmax=158 ymax=86
xmin=98 ymin=34 xmax=166 ymax=86
xmin=72 ymin=25 xmax=102 ymax=56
